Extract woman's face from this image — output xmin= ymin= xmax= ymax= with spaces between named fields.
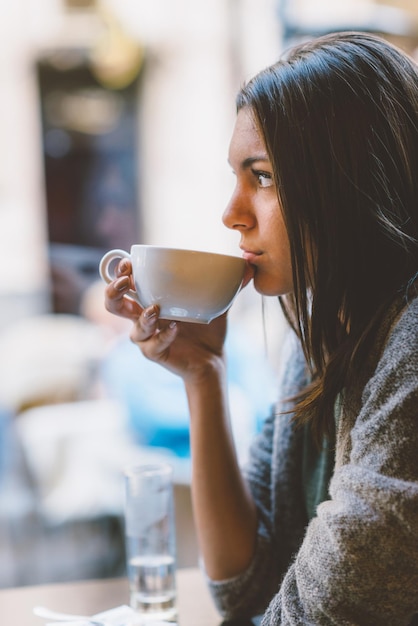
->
xmin=223 ymin=107 xmax=293 ymax=296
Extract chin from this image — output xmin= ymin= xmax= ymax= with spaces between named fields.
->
xmin=253 ymin=277 xmax=280 ymax=297
xmin=253 ymin=273 xmax=293 ymax=297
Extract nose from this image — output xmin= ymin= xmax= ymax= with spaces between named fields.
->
xmin=222 ymin=188 xmax=254 ymax=232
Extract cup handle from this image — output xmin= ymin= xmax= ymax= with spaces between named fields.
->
xmin=99 ymin=249 xmax=142 ymax=306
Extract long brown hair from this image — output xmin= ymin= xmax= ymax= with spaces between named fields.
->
xmin=237 ymin=32 xmax=418 ymax=437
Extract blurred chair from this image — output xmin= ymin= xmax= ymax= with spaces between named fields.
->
xmin=0 ymin=314 xmax=125 ymax=587
xmin=15 ymin=399 xmax=197 ymax=574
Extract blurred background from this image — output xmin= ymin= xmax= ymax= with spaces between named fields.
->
xmin=0 ymin=0 xmax=417 ymax=589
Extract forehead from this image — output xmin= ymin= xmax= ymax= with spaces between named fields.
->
xmin=228 ymin=108 xmax=268 ymax=164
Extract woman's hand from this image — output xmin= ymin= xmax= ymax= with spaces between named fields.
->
xmin=104 ymin=259 xmax=228 ymax=382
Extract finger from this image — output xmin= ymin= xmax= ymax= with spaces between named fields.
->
xmin=116 ymin=258 xmax=132 ymax=278
xmin=104 ymin=276 xmax=142 ymax=320
xmin=132 ymin=319 xmax=178 ymax=360
xmin=130 ymin=305 xmax=160 ymax=342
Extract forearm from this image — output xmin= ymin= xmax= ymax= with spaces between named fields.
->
xmin=185 ymin=361 xmax=258 ymax=581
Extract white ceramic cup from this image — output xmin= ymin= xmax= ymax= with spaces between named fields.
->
xmin=99 ymin=244 xmax=246 ymax=324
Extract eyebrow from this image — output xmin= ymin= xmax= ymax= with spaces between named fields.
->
xmin=242 ymin=155 xmax=270 ymax=169
xmin=228 ymin=155 xmax=271 ymax=170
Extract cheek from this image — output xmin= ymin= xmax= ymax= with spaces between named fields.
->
xmin=265 ymin=222 xmax=293 ymax=294
xmin=266 ymin=212 xmax=291 ymax=261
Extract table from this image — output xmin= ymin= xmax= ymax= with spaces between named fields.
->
xmin=0 ymin=568 xmax=236 ymax=626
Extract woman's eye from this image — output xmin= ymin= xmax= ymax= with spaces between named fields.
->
xmin=254 ymin=170 xmax=274 ymax=188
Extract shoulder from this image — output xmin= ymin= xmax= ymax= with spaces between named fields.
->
xmin=357 ymin=294 xmax=418 ymax=441
xmin=386 ymin=294 xmax=418 ymax=345
xmin=338 ymin=294 xmax=418 ymax=466
xmin=377 ymin=294 xmax=418 ymax=371
xmin=356 ymin=293 xmax=418 ymax=387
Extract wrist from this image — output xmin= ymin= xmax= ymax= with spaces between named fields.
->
xmin=183 ymin=354 xmax=226 ymax=390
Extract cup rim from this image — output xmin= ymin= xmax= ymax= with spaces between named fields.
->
xmin=123 ymin=462 xmax=173 ymax=479
xmin=130 ymin=244 xmax=244 ymax=261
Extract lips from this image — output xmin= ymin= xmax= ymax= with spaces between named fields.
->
xmin=241 ymin=249 xmax=262 ymax=265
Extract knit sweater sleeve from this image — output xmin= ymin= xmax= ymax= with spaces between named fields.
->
xmin=206 ymin=330 xmax=310 ymax=618
xmin=263 ymin=301 xmax=418 ymax=625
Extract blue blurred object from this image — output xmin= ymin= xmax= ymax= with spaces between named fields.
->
xmin=100 ymin=326 xmax=276 ymax=458
xmin=102 ymin=341 xmax=191 ymax=455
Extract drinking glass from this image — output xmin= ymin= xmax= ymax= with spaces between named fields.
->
xmin=124 ymin=463 xmax=177 ymax=622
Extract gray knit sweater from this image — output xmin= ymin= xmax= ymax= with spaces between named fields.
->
xmin=208 ymin=296 xmax=418 ymax=625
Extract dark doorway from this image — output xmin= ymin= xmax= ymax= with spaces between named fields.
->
xmin=37 ymin=50 xmax=141 ymax=313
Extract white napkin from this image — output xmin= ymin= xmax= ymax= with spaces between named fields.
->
xmin=88 ymin=605 xmax=138 ymax=625
xmin=34 ymin=603 xmax=176 ymax=626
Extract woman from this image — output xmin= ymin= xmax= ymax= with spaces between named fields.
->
xmin=105 ymin=32 xmax=418 ymax=624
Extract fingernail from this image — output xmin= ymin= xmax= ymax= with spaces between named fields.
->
xmin=119 ymin=259 xmax=130 ymax=273
xmin=144 ymin=306 xmax=157 ymax=320
xmin=168 ymin=321 xmax=177 ymax=329
xmin=115 ymin=276 xmax=130 ymax=291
